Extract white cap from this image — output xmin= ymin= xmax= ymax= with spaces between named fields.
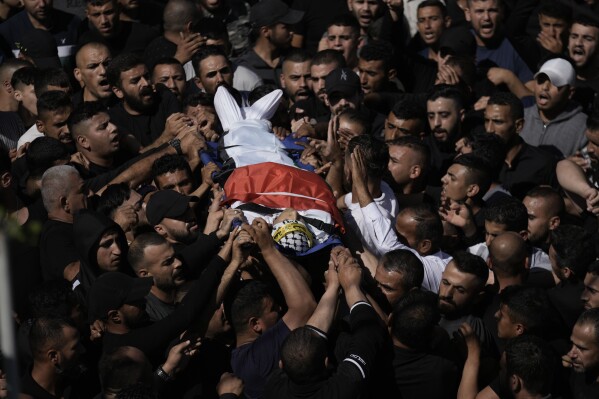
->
xmin=534 ymin=58 xmax=576 ymax=87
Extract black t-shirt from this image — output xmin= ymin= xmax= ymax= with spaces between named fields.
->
xmin=108 ymin=86 xmax=181 ymax=147
xmin=549 ymin=280 xmax=585 ymax=333
xmin=570 ymin=370 xmax=599 ymax=399
xmin=392 ymin=346 xmax=458 ymax=399
xmin=39 ymin=219 xmax=78 ymax=281
xmin=78 ymin=20 xmax=159 ymax=57
xmin=290 ymin=0 xmax=349 ymax=54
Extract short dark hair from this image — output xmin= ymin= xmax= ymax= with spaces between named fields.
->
xmin=26 ymin=137 xmax=70 ymax=179
xmin=451 ymin=251 xmax=489 ymax=289
xmin=34 ymin=68 xmax=71 ymax=97
xmin=283 ymin=48 xmax=312 ymax=65
xmin=452 ymin=154 xmax=492 ymax=199
xmin=380 ymin=249 xmax=424 ymax=291
xmin=69 ymin=101 xmax=108 ymax=136
xmin=230 ymin=281 xmax=273 ymax=333
xmin=338 ymin=109 xmax=372 ymax=135
xmin=151 ymin=154 xmax=192 ymax=182
xmin=96 ymin=183 xmax=131 ymax=218
xmin=11 ymin=66 xmax=37 ymax=88
xmin=399 ymin=203 xmax=442 ymax=248
xmin=36 ymin=90 xmax=73 ymax=116
xmin=311 ymin=49 xmax=346 ymax=68
xmin=587 ymin=110 xmax=599 ymax=132
xmin=280 ymin=327 xmax=327 ymax=384
xmin=390 ymin=97 xmax=426 ymax=124
xmin=248 ymin=83 xmax=280 ymax=105
xmin=28 ymin=280 xmax=78 ymax=319
xmin=577 ymin=308 xmax=599 ymax=342
xmin=183 ymin=92 xmax=214 ymax=109
xmin=487 ymin=91 xmax=524 ymax=120
xmin=29 ymin=317 xmax=76 ymax=361
xmin=327 ymin=14 xmax=360 ymax=35
xmin=538 ymin=2 xmax=571 ymax=23
xmin=504 ymin=335 xmax=557 ymax=396
xmin=191 ymin=17 xmax=229 ymax=41
xmin=388 ymin=136 xmax=430 ymax=167
xmin=99 ymin=346 xmax=154 ymax=393
xmin=191 ymin=45 xmax=229 ymax=77
xmin=347 ymin=134 xmax=388 ymax=178
xmin=358 ymin=40 xmax=395 ymax=71
xmin=151 ymin=57 xmax=183 ymax=74
xmin=390 ymin=290 xmax=440 ymax=350
xmin=499 ymin=285 xmax=553 ymax=337
xmin=107 ymin=53 xmax=145 ymax=89
xmin=417 ymin=0 xmax=447 ymax=18
xmin=550 ymin=225 xmax=596 ymax=278
xmin=524 ymin=186 xmax=564 ymax=217
xmin=427 ymin=84 xmax=465 ymax=110
xmin=588 ymin=260 xmax=599 ymax=276
xmin=469 ymin=133 xmax=507 ymax=180
xmin=128 ymin=232 xmax=168 ymax=272
xmin=483 ymin=197 xmax=528 ymax=233
xmin=572 ymin=13 xmax=599 ymax=30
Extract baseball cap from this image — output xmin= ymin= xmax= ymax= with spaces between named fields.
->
xmin=250 ymin=0 xmax=304 ymax=28
xmin=325 ymin=67 xmax=361 ymax=97
xmin=146 ymin=190 xmax=197 ymax=226
xmin=18 ymin=29 xmax=62 ymax=69
xmin=439 ymin=27 xmax=476 ymax=58
xmin=87 ymin=272 xmax=153 ymax=322
xmin=534 ymin=58 xmax=575 ymax=88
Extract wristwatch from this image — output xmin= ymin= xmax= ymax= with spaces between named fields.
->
xmin=168 ymin=138 xmax=182 ymax=155
xmin=156 ymin=365 xmax=173 ymax=381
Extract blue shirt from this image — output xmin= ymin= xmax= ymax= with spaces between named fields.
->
xmin=476 ymin=36 xmax=533 ymax=83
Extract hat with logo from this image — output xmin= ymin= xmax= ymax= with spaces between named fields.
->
xmin=324 ymin=67 xmax=361 ymax=97
xmin=250 ymin=0 xmax=304 ymax=28
xmin=87 ymin=272 xmax=153 ymax=322
xmin=146 ymin=190 xmax=197 ymax=226
xmin=534 ymin=58 xmax=576 ymax=87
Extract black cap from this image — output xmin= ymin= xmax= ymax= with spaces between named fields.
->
xmin=325 ymin=67 xmax=361 ymax=97
xmin=439 ymin=27 xmax=476 ymax=58
xmin=19 ymin=29 xmax=62 ymax=69
xmin=146 ymin=190 xmax=197 ymax=226
xmin=87 ymin=272 xmax=153 ymax=322
xmin=250 ymin=0 xmax=304 ymax=28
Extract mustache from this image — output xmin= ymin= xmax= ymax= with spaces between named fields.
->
xmin=439 ymin=296 xmax=455 ymax=305
xmin=140 ymin=86 xmax=154 ymax=96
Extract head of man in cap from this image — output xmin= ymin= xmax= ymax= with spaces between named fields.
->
xmin=250 ymin=0 xmax=304 ymax=52
xmin=533 ymin=57 xmax=576 ymax=121
xmin=146 ymin=190 xmax=199 ymax=245
xmin=87 ymin=272 xmax=153 ymax=330
xmin=324 ymin=67 xmax=362 ymax=116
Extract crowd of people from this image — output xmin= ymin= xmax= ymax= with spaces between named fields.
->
xmin=1 ymin=0 xmax=599 ymax=398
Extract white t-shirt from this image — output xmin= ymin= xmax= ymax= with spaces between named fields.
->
xmin=17 ymin=124 xmax=44 ymax=149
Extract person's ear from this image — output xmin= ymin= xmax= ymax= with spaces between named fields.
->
xmin=444 ymin=16 xmax=452 ymax=28
xmin=279 ymin=73 xmax=286 ymax=89
xmin=76 ymin=134 xmax=89 ymax=150
xmin=137 ymin=268 xmax=149 ymax=277
xmin=464 ymin=7 xmax=472 ymax=22
xmin=459 ymin=108 xmax=465 ymax=123
xmin=278 ymin=359 xmax=283 ymax=369
xmin=73 ymin=68 xmax=83 ymax=87
xmin=324 ymin=93 xmax=331 ymax=107
xmin=549 ymin=216 xmax=560 ymax=230
xmin=47 ymin=348 xmax=60 ymax=365
xmin=0 ymin=171 xmax=11 ymax=189
xmin=518 ymin=229 xmax=529 ymax=241
xmin=347 ymin=0 xmax=353 ymax=11
xmin=409 ymin=164 xmax=421 ymax=179
xmin=387 ymin=68 xmax=397 ymax=81
xmin=108 ymin=310 xmax=121 ymax=324
xmin=249 ymin=316 xmax=261 ymax=333
xmin=193 ymin=77 xmax=205 ymax=91
xmin=466 ymin=183 xmax=480 ymax=199
xmin=60 ymin=195 xmax=69 ymax=212
xmin=112 ymin=85 xmax=124 ymax=99
xmin=3 ymin=79 xmax=13 ymax=94
xmin=563 ymin=267 xmax=573 ymax=280
xmin=260 ymin=26 xmax=270 ymax=39
xmin=13 ymin=89 xmax=22 ymax=102
xmin=514 ymin=118 xmax=524 ymax=134
xmin=324 ymin=356 xmax=329 ymax=368
xmin=568 ymin=86 xmax=576 ymax=100
xmin=154 ymin=224 xmax=168 ymax=238
xmin=510 ymin=374 xmax=522 ymax=394
xmin=515 ymin=322 xmax=525 ymax=336
xmin=418 ymin=238 xmax=432 ymax=255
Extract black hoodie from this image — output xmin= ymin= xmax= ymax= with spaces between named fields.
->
xmin=73 ymin=209 xmax=131 ymax=305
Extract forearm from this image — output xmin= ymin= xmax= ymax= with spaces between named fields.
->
xmin=262 ymin=247 xmax=316 ymax=321
xmin=108 ymin=145 xmax=175 ymax=188
xmin=353 ymin=181 xmax=373 ymax=208
xmin=216 ymin=260 xmax=241 ymax=304
xmin=505 ymin=76 xmax=532 ymax=99
xmin=306 ymin=286 xmax=339 ymax=333
xmin=557 ymin=159 xmax=592 ymax=196
xmin=457 ymin=352 xmax=480 ymax=399
xmin=326 ymin=161 xmax=344 ymax=196
xmin=343 ymin=285 xmax=367 ymax=308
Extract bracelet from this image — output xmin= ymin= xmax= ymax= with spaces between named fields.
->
xmin=156 ymin=365 xmax=173 ymax=382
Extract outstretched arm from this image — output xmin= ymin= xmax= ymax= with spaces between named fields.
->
xmin=250 ymin=218 xmax=317 ymax=330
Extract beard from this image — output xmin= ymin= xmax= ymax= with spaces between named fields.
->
xmin=123 ymin=86 xmax=155 ymax=113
